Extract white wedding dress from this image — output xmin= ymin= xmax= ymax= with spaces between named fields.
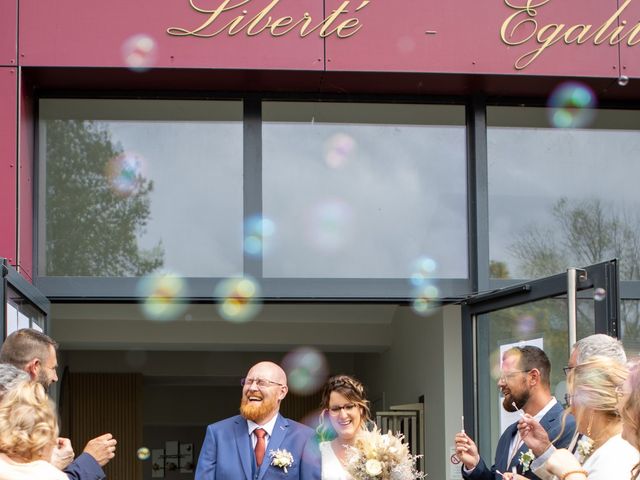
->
xmin=320 ymin=441 xmax=352 ymax=480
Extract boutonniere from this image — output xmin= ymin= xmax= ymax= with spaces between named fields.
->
xmin=576 ymin=437 xmax=594 ymax=463
xmin=269 ymin=449 xmax=294 ymax=473
xmin=519 ymin=449 xmax=535 ymax=473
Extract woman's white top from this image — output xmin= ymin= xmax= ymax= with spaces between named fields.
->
xmin=0 ymin=454 xmax=68 ymax=480
xmin=581 ymin=433 xmax=639 ymax=480
xmin=320 ymin=441 xmax=352 ymax=480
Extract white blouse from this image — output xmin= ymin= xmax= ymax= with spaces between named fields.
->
xmin=320 ymin=441 xmax=352 ymax=480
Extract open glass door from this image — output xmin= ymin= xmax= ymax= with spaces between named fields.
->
xmin=1 ymin=258 xmax=50 ymax=340
xmin=461 ymin=260 xmax=619 ymax=464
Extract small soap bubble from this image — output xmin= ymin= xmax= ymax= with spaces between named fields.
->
xmin=411 ymin=283 xmax=439 ymax=316
xmin=618 ymin=75 xmax=630 ymax=87
xmin=306 ymin=199 xmax=354 ymax=252
xmin=244 ymin=215 xmax=276 ymax=256
xmin=137 ymin=274 xmax=188 ymax=321
xmin=324 ymin=133 xmax=356 ymax=169
xmin=409 ymin=256 xmax=438 ymax=287
xmin=547 ymin=81 xmax=597 ymax=128
xmin=593 ymin=287 xmax=606 ymax=302
xmin=214 ymin=276 xmax=262 ymax=323
xmin=282 ymin=347 xmax=329 ymax=395
xmin=516 ymin=315 xmax=537 ymax=335
xmin=137 ymin=447 xmax=151 ymax=461
xmin=122 ymin=34 xmax=158 ymax=72
xmin=105 ymin=152 xmax=146 ymax=196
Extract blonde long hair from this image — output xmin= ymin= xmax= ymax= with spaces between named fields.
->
xmin=0 ymin=380 xmax=59 ymax=461
xmin=622 ymin=360 xmax=640 ymax=480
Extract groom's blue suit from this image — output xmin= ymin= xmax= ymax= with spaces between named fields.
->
xmin=195 ymin=413 xmax=321 ymax=480
xmin=463 ymin=402 xmax=575 ymax=480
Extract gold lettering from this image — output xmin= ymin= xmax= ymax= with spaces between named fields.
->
xmin=335 ymin=18 xmax=362 ymax=38
xmin=501 ymin=0 xmax=640 ymax=69
xmin=593 ymin=0 xmax=632 ymax=44
xmin=167 ymin=0 xmax=250 ymax=37
xmin=500 ymin=0 xmax=548 ymax=46
xmin=627 ymin=23 xmax=640 ymax=45
xmin=270 ymin=16 xmax=294 ymax=36
xmin=245 ymin=0 xmax=280 ymax=36
xmin=562 ymin=24 xmax=592 ymax=44
xmin=168 ymin=0 xmax=366 ymax=39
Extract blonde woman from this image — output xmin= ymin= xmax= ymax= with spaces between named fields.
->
xmin=0 ymin=379 xmax=67 ymax=479
xmin=317 ymin=375 xmax=372 ymax=480
xmin=505 ymin=356 xmax=639 ymax=480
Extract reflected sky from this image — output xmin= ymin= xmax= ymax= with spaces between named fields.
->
xmin=263 ymin=119 xmax=468 ymax=278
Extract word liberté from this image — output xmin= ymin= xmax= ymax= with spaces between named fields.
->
xmin=167 ymin=0 xmax=370 ymax=39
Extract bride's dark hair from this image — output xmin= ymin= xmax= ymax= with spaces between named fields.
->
xmin=316 ymin=374 xmax=372 ymax=441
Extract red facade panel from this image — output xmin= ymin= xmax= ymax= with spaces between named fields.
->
xmin=620 ymin=0 xmax=640 ymax=81
xmin=325 ymin=0 xmax=620 ymax=78
xmin=19 ymin=0 xmax=324 ymax=70
xmin=17 ymin=77 xmax=33 ymax=281
xmin=0 ymin=68 xmax=17 ymax=265
xmin=0 ymin=0 xmax=17 ymax=66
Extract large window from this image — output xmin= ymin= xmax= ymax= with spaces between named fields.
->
xmin=262 ymin=102 xmax=468 ymax=279
xmin=487 ymin=107 xmax=640 ymax=282
xmin=38 ymin=99 xmax=244 ymax=278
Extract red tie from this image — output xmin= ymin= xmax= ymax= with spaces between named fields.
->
xmin=254 ymin=428 xmax=267 ymax=467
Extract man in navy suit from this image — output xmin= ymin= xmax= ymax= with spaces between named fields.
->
xmin=454 ymin=346 xmax=575 ymax=479
xmin=0 ymin=329 xmax=116 ymax=480
xmin=195 ymin=361 xmax=320 ymax=480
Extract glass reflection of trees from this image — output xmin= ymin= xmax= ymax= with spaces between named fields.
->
xmin=45 ymin=120 xmax=164 ymax=276
xmin=492 ymin=196 xmax=640 ymax=355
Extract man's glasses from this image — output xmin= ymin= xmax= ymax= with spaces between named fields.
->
xmin=240 ymin=377 xmax=285 ymax=388
xmin=327 ymin=404 xmax=357 ymax=416
xmin=498 ymin=369 xmax=532 ymax=382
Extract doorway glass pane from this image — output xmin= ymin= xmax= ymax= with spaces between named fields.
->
xmin=476 ymin=297 xmax=594 ymax=461
xmin=621 ymin=299 xmax=640 ymax=356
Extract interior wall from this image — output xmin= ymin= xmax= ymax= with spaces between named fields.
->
xmin=355 ymin=305 xmax=463 ymax=480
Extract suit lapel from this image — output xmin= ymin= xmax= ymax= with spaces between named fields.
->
xmin=500 ymin=422 xmax=520 ymax=471
xmin=507 ymin=402 xmax=563 ymax=473
xmin=257 ymin=414 xmax=289 ymax=480
xmin=234 ymin=417 xmax=253 ymax=480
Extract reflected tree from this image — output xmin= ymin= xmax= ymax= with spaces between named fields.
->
xmin=45 ymin=120 xmax=164 ymax=276
xmin=507 ymin=196 xmax=640 ymax=353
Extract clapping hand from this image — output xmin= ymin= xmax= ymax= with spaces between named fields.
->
xmin=83 ymin=433 xmax=117 ymax=466
xmin=50 ymin=437 xmax=75 ymax=470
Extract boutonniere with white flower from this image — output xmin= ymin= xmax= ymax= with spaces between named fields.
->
xmin=576 ymin=437 xmax=594 ymax=463
xmin=269 ymin=449 xmax=294 ymax=473
xmin=519 ymin=449 xmax=535 ymax=473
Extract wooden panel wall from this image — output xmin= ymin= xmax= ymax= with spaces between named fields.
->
xmin=62 ymin=372 xmax=143 ymax=479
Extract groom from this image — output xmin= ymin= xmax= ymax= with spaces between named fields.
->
xmin=195 ymin=361 xmax=320 ymax=480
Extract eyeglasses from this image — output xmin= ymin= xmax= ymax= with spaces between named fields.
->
xmin=240 ymin=377 xmax=285 ymax=388
xmin=498 ymin=369 xmax=532 ymax=382
xmin=563 ymin=365 xmax=575 ymax=376
xmin=327 ymin=404 xmax=357 ymax=416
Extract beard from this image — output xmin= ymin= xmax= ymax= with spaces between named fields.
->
xmin=37 ymin=370 xmax=51 ymax=392
xmin=240 ymin=394 xmax=279 ymax=423
xmin=502 ymin=389 xmax=530 ymax=412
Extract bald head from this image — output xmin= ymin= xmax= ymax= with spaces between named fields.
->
xmin=246 ymin=361 xmax=287 ymax=387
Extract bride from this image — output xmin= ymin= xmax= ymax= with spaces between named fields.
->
xmin=317 ymin=375 xmax=372 ymax=480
